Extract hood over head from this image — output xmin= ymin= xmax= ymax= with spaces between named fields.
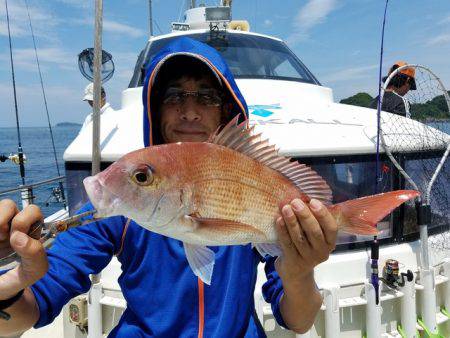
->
xmin=142 ymin=37 xmax=248 ymax=147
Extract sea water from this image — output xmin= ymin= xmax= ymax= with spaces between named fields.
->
xmin=0 ymin=125 xmax=80 ymax=216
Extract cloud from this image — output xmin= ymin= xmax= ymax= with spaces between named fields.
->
xmin=70 ymin=18 xmax=145 ymax=38
xmin=0 ymin=22 xmax=27 ymax=37
xmin=263 ymin=19 xmax=273 ymax=27
xmin=0 ymin=47 xmax=77 ymax=73
xmin=0 ymin=2 xmax=58 ymax=39
xmin=0 ymin=82 xmax=83 ymax=126
xmin=104 ymin=20 xmax=145 ymax=38
xmin=54 ymin=0 xmax=91 ymax=9
xmin=274 ymin=14 xmax=289 ymax=20
xmin=321 ymin=64 xmax=378 ymax=83
xmin=438 ymin=14 xmax=450 ymax=25
xmin=107 ymin=51 xmax=138 ymax=78
xmin=287 ymin=0 xmax=339 ymax=44
xmin=103 ymin=51 xmax=138 ymax=86
xmin=427 ymin=33 xmax=450 ymax=45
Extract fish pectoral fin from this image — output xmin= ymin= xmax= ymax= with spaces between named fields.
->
xmin=253 ymin=243 xmax=282 ymax=258
xmin=183 ymin=242 xmax=215 ymax=285
xmin=188 ymin=215 xmax=265 ymax=236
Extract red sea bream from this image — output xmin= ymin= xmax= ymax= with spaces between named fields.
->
xmin=84 ymin=116 xmax=419 ymax=284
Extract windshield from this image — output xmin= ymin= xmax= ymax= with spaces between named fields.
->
xmin=129 ymin=32 xmax=319 ymax=87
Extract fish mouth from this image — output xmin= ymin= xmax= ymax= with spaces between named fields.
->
xmin=83 ymin=176 xmax=122 ymax=217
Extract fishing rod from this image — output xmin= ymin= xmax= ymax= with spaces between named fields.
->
xmin=0 ymin=209 xmax=99 ymax=271
xmin=23 ymin=0 xmax=66 ymax=208
xmin=4 ymin=0 xmax=27 ymax=192
xmin=371 ymin=0 xmax=390 ymax=306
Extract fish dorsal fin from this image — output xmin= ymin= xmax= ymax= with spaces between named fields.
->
xmin=209 ymin=115 xmax=332 ymax=204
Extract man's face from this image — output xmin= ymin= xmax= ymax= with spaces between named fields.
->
xmin=396 ymin=81 xmax=411 ymax=97
xmin=87 ymin=96 xmax=106 ymax=108
xmin=159 ymin=76 xmax=225 ymax=143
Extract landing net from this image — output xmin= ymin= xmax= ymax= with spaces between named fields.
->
xmin=380 ymin=65 xmax=450 ymax=255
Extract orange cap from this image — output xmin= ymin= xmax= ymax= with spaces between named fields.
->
xmin=390 ymin=61 xmax=415 ymax=78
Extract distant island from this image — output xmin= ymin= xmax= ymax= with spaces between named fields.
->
xmin=340 ymin=90 xmax=450 ymax=120
xmin=55 ymin=122 xmax=82 ymax=127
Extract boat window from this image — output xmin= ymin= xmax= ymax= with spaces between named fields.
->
xmin=298 ymin=152 xmax=450 ymax=250
xmin=63 ymin=153 xmax=448 ymax=250
xmin=295 ymin=155 xmax=398 ymax=249
xmin=65 ymin=162 xmax=113 ymax=215
xmin=401 ymin=154 xmax=450 ymax=237
xmin=129 ymin=33 xmax=319 ymax=88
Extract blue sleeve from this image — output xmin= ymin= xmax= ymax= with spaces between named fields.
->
xmin=261 ymin=256 xmax=289 ymax=329
xmin=31 ymin=203 xmax=126 ymax=328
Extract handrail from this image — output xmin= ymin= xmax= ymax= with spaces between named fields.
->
xmin=0 ymin=175 xmax=65 ymax=196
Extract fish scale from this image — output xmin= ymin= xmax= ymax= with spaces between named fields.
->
xmin=178 ymin=145 xmax=290 ymax=236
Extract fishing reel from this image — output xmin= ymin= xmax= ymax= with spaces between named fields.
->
xmin=0 ymin=153 xmax=27 ymax=164
xmin=380 ymin=259 xmax=414 ymax=290
xmin=44 ymin=186 xmax=66 ymax=207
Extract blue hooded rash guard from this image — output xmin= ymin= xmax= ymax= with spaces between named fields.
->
xmin=30 ymin=37 xmax=288 ymax=337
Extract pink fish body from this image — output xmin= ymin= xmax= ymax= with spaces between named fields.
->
xmin=84 ymin=116 xmax=419 ymax=284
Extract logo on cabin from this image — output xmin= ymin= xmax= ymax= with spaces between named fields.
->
xmin=248 ymin=104 xmax=281 ymax=117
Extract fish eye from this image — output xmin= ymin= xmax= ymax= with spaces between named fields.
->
xmin=132 ymin=166 xmax=154 ymax=186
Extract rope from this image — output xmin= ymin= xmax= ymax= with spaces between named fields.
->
xmin=23 ymin=0 xmax=66 ymax=207
xmin=177 ymin=0 xmax=186 ymax=22
xmin=154 ymin=20 xmax=164 ymax=34
xmin=5 ymin=0 xmax=26 ymax=185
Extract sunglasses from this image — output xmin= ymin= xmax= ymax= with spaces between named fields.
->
xmin=162 ymin=87 xmax=223 ymax=107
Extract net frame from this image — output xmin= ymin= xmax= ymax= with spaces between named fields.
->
xmin=78 ymin=48 xmax=115 ymax=83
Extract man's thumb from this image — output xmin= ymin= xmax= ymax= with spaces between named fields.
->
xmin=10 ymin=231 xmax=48 ymax=283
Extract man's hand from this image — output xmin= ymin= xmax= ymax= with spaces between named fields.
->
xmin=0 ymin=199 xmax=48 ymax=300
xmin=274 ymin=198 xmax=338 ymax=334
xmin=275 ymin=198 xmax=337 ymax=282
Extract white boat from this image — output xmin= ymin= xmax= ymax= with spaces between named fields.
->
xmin=16 ymin=2 xmax=450 ymax=338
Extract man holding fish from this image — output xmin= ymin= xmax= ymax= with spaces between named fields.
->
xmin=0 ymin=38 xmax=417 ymax=337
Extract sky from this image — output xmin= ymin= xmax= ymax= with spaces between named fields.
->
xmin=0 ymin=0 xmax=449 ymax=127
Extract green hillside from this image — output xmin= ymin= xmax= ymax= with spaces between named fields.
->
xmin=339 ymin=91 xmax=450 ymax=120
xmin=339 ymin=92 xmax=373 ymax=108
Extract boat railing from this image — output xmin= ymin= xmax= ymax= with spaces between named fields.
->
xmin=0 ymin=175 xmax=66 ymax=210
xmin=0 ymin=175 xmax=65 ymax=197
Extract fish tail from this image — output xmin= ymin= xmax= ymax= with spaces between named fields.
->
xmin=330 ymin=190 xmax=420 ymax=235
